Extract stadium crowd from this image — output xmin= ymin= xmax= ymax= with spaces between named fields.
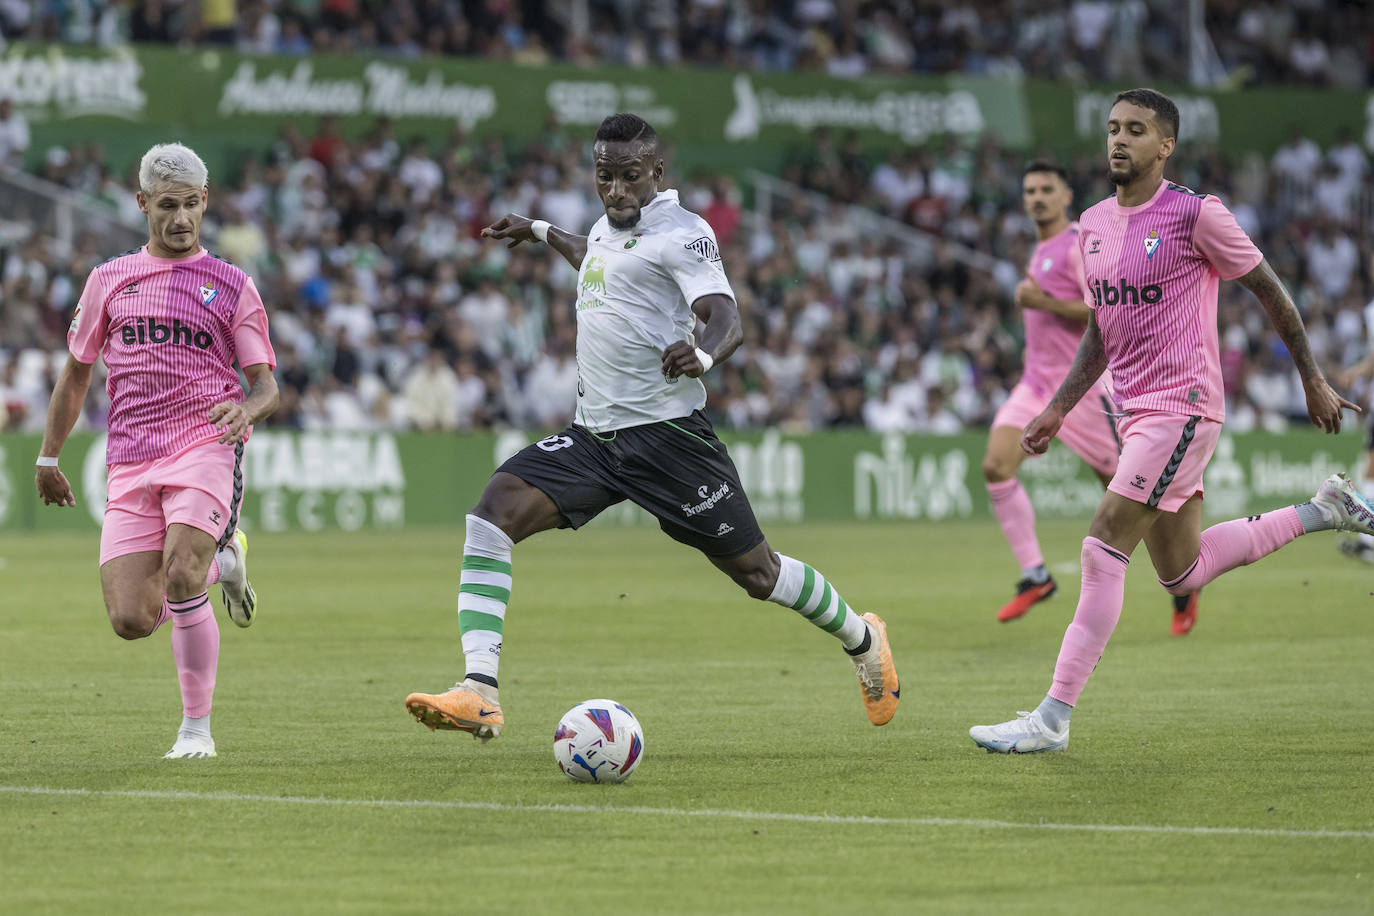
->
xmin=2 ymin=109 xmax=1373 ymax=437
xmin=2 ymin=1 xmax=1371 ymax=89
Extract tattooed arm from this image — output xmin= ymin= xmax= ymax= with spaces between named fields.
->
xmin=1022 ymin=310 xmax=1108 ymax=455
xmin=1238 ymin=258 xmax=1357 ymax=433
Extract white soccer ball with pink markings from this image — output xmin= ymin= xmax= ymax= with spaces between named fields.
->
xmin=553 ymin=699 xmax=645 ymax=784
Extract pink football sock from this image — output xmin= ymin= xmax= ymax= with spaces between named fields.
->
xmin=206 ymin=556 xmax=222 ymax=586
xmin=168 ymin=592 xmax=219 ymax=719
xmin=987 ymin=478 xmax=1043 ymax=572
xmin=1048 ymin=536 xmax=1130 ymax=706
xmin=1159 ymin=507 xmax=1303 ymax=595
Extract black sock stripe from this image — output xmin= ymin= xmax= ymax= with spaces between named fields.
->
xmin=1097 ymin=543 xmax=1130 ymax=565
xmin=1148 ymin=416 xmax=1200 ymax=509
xmin=1160 ymin=556 xmax=1200 ymax=589
xmin=218 ymin=439 xmax=245 ymax=549
xmin=168 ymin=591 xmax=210 ymax=612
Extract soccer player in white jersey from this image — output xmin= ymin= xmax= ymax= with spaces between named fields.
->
xmin=969 ymin=88 xmax=1374 ymax=754
xmin=35 ymin=142 xmax=278 ymax=759
xmin=405 ymin=113 xmax=899 ymax=742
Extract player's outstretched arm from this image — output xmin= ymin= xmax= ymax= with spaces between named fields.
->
xmin=481 ymin=214 xmax=587 ymax=270
xmin=35 ymin=354 xmax=94 ymax=507
xmin=663 ymin=294 xmax=742 ymax=379
xmin=209 ymin=363 xmax=280 ymax=444
xmin=1239 ymin=258 xmax=1358 ymax=433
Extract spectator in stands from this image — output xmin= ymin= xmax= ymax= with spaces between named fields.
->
xmin=0 ymin=95 xmax=30 ymax=171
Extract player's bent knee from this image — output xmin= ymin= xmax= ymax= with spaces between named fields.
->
xmin=163 ymin=553 xmax=207 ymax=600
xmin=107 ymin=603 xmax=159 ymax=640
xmin=982 ymin=458 xmax=1015 ymax=483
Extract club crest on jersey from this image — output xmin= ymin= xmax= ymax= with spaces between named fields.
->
xmin=198 ymin=281 xmax=219 ymax=307
xmin=625 ymin=232 xmax=643 ymax=250
xmin=1040 ymin=256 xmax=1053 ymax=273
xmin=1144 ymin=230 xmax=1161 ymax=259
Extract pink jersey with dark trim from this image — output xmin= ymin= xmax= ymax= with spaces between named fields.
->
xmin=68 ymin=246 xmax=276 ymax=464
xmin=1021 ymin=222 xmax=1092 ymax=399
xmin=1078 ymin=180 xmax=1262 ymax=422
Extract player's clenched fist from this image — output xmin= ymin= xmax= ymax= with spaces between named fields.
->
xmin=661 ymin=341 xmax=707 ymax=379
xmin=1021 ymin=407 xmax=1064 ymax=456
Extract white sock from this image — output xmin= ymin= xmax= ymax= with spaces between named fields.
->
xmin=459 ymin=514 xmax=514 ymax=683
xmin=214 ymin=547 xmax=237 ymax=581
xmin=767 ymin=554 xmax=870 ymax=649
xmin=180 ymin=714 xmax=211 ymax=739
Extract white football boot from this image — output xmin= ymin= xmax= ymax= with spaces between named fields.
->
xmin=220 ymin=529 xmax=256 ymax=628
xmin=164 ymin=733 xmax=217 ymax=759
xmin=969 ymin=709 xmax=1068 ymax=754
xmin=1311 ymin=474 xmax=1374 ymax=535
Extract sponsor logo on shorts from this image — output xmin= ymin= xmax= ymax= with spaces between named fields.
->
xmin=120 ymin=316 xmax=215 ymax=350
xmin=210 ymin=509 xmax=222 ymax=525
xmin=1132 ymin=475 xmax=1147 ymax=490
xmin=682 ymin=482 xmax=733 ymax=516
xmin=716 ymin=522 xmax=735 ymax=535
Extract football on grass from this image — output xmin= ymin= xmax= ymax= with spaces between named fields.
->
xmin=553 ymin=700 xmax=644 ymax=783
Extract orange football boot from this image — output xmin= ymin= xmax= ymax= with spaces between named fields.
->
xmin=997 ymin=575 xmax=1057 ymax=622
xmin=1171 ymin=590 xmax=1200 ymax=636
xmin=852 ymin=612 xmax=900 ymax=726
xmin=405 ymin=680 xmax=504 ymax=743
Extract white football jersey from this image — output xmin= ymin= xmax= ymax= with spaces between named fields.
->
xmin=571 ymin=189 xmax=735 ymax=432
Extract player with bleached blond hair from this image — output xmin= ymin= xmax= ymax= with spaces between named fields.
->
xmin=36 ymin=142 xmax=278 ymax=759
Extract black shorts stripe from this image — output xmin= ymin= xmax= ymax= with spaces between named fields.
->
xmin=1148 ymin=415 xmax=1200 ymax=508
xmin=218 ymin=439 xmax=245 ymax=549
xmin=1100 ymin=395 xmax=1122 ymax=455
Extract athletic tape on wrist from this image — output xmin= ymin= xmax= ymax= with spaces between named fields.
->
xmin=694 ymin=347 xmax=714 ymax=373
xmin=36 ymin=456 xmax=59 ymax=467
xmin=530 ymin=220 xmax=551 ymax=243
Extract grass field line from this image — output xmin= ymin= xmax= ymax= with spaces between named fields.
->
xmin=4 ymin=785 xmax=1372 ymax=841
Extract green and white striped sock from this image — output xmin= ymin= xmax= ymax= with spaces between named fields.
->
xmin=767 ymin=553 xmax=869 ymax=650
xmin=459 ymin=514 xmax=514 ymax=685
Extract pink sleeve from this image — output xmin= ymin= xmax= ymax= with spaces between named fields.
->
xmin=1069 ymin=232 xmax=1089 ymax=302
xmin=67 ymin=268 xmax=107 ymax=364
xmin=232 ymin=277 xmax=277 ymax=370
xmin=1193 ymin=196 xmax=1263 ymax=281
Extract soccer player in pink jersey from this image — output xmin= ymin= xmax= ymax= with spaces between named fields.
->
xmin=970 ymin=89 xmax=1374 ymax=753
xmin=34 ymin=142 xmax=278 ymax=759
xmin=986 ymin=162 xmax=1199 ymax=633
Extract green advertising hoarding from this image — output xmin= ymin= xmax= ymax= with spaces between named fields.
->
xmin=4 ymin=42 xmax=1369 ymax=183
xmin=0 ymin=43 xmax=1029 ymax=180
xmin=0 ymin=428 xmax=1360 ymax=534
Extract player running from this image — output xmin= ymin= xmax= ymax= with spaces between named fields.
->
xmin=970 ymin=89 xmax=1373 ymax=754
xmin=405 ymin=113 xmax=898 ymax=742
xmin=35 ymin=142 xmax=278 ymax=759
xmin=985 ymin=161 xmax=1200 ymax=633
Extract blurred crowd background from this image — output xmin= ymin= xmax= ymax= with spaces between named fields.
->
xmin=4 ymin=0 xmax=1371 ymax=88
xmin=1 ymin=1 xmax=1373 ymax=437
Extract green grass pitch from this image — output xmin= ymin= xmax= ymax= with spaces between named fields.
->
xmin=1 ymin=519 xmax=1371 ymax=914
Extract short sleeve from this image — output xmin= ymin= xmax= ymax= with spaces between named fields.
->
xmin=1068 ymin=231 xmax=1089 ymax=302
xmin=231 ymin=277 xmax=277 ymax=370
xmin=1193 ymin=196 xmax=1263 ymax=281
xmin=67 ymin=268 xmax=108 ymax=364
xmin=665 ymin=224 xmax=735 ymax=306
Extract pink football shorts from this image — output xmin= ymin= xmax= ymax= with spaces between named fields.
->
xmin=100 ymin=436 xmax=242 ymax=565
xmin=992 ymin=379 xmax=1121 ymax=478
xmin=1107 ymin=410 xmax=1222 ymax=513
